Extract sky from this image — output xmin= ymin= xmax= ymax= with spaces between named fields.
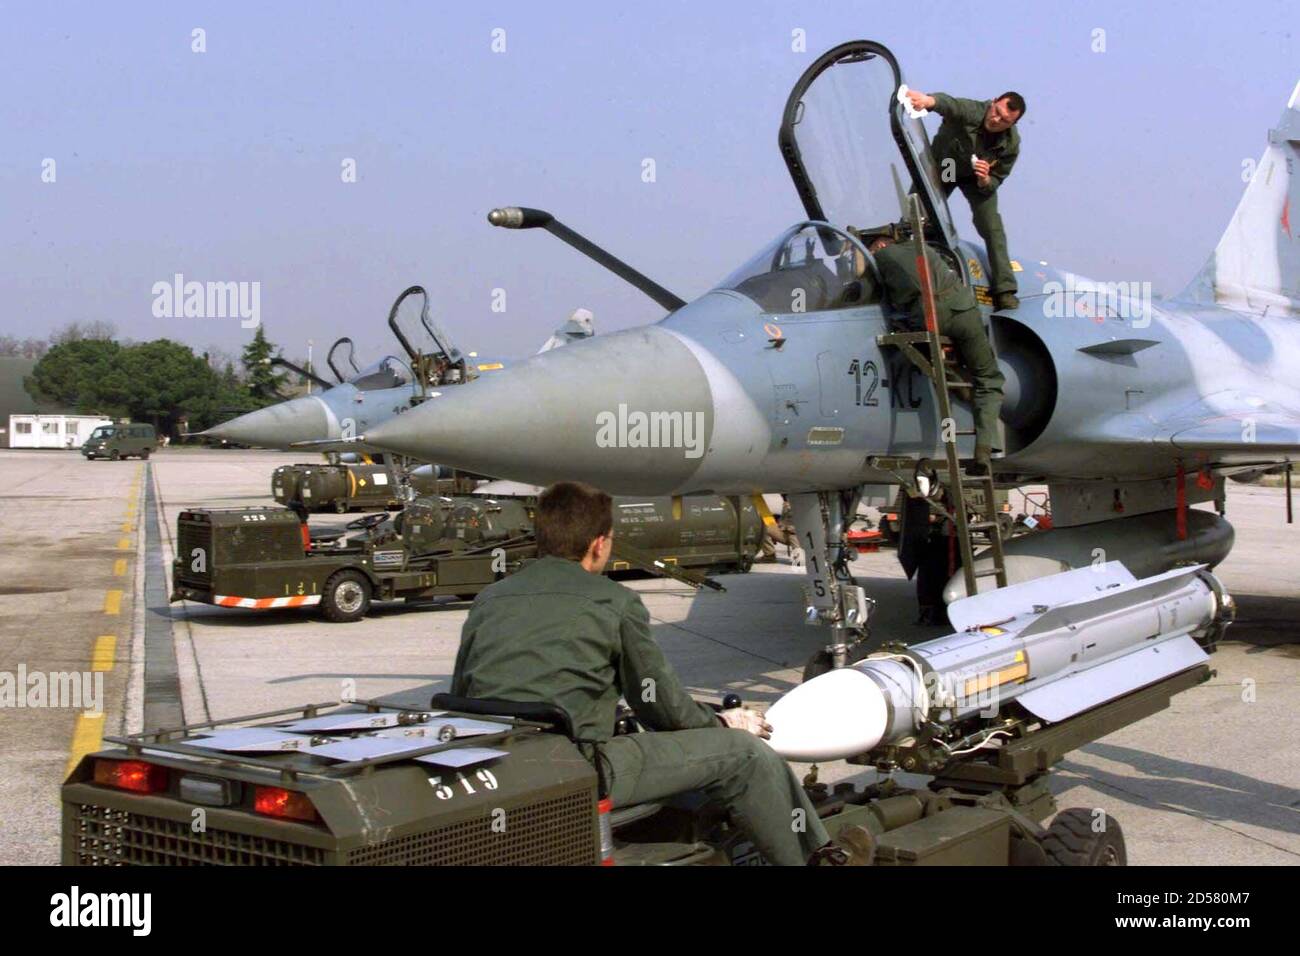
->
xmin=2 ymin=1 xmax=1296 ymax=365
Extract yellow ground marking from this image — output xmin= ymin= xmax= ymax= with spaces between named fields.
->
xmin=113 ymin=558 xmax=127 ymax=576
xmin=91 ymin=635 xmax=117 ymax=672
xmin=65 ymin=713 xmax=106 ymax=778
xmin=117 ymin=537 xmax=131 ymax=550
xmin=120 ymin=521 xmax=133 ymax=532
xmin=103 ymin=590 xmax=122 ymax=616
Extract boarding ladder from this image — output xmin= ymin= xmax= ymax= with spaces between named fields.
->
xmin=873 ymin=196 xmax=1008 ymax=598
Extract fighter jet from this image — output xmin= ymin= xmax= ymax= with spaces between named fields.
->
xmin=197 ymin=288 xmax=594 ymax=451
xmin=356 ymin=40 xmax=1298 ymax=656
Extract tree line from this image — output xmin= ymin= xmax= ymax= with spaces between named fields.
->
xmin=21 ymin=324 xmax=299 ymax=436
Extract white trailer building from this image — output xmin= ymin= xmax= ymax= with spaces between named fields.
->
xmin=7 ymin=414 xmax=113 ymax=449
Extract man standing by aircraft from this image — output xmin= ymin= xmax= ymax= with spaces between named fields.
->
xmin=904 ymin=88 xmax=1026 ymax=311
xmin=451 ymin=481 xmax=872 ymax=865
xmin=867 ymin=231 xmax=1005 ymax=473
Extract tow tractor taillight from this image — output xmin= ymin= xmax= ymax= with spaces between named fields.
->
xmin=253 ymin=786 xmax=321 ymax=823
xmin=598 ymin=797 xmax=614 ymax=866
xmin=93 ymin=759 xmax=168 ymax=794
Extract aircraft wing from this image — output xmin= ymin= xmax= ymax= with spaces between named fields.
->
xmin=1060 ymin=388 xmax=1300 ymax=475
xmin=1160 ymin=390 xmax=1300 ymax=460
xmin=1169 ymin=414 xmax=1300 ymax=456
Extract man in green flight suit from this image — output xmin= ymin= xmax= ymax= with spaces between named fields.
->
xmin=867 ymin=231 xmax=1005 ymax=473
xmin=905 ymin=88 xmax=1026 ymax=312
xmin=451 ymin=481 xmax=871 ymax=865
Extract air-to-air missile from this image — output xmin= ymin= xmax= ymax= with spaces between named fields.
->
xmin=767 ymin=561 xmax=1234 ymax=762
xmin=353 ymin=40 xmax=1299 ymax=661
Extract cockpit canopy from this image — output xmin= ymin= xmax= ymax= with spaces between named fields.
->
xmin=717 ymin=223 xmax=880 ymax=313
xmin=349 ymin=356 xmax=413 ymax=392
xmin=779 ymin=41 xmax=963 ymax=277
xmin=389 ymin=286 xmax=462 ymax=369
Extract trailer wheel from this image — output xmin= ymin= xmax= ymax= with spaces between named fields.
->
xmin=334 ymin=499 xmax=349 ymax=514
xmin=1041 ymin=808 xmax=1126 ymax=866
xmin=322 ymin=570 xmax=372 ymax=623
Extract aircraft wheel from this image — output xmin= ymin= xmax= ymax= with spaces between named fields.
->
xmin=1041 ymin=808 xmax=1126 ymax=866
xmin=802 ymin=643 xmax=872 ymax=682
xmin=322 ymin=570 xmax=372 ymax=623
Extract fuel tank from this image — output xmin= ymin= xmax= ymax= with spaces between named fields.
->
xmin=944 ymin=509 xmax=1234 ymax=602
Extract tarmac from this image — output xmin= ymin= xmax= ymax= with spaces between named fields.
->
xmin=1 ymin=446 xmax=1297 ymax=865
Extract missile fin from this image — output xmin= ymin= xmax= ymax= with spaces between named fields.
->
xmin=947 ymin=560 xmax=1136 ymax=633
xmin=1014 ymin=563 xmax=1210 ymax=642
xmin=1016 ymin=634 xmax=1209 ymax=722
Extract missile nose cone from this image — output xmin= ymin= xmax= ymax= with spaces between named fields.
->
xmin=364 ymin=326 xmax=761 ymax=495
xmin=766 ymin=667 xmax=888 ymax=761
xmin=199 ymin=396 xmax=332 ymax=449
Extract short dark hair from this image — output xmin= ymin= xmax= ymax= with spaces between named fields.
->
xmin=535 ymin=481 xmax=613 ymax=560
xmin=997 ymin=91 xmax=1026 ymax=118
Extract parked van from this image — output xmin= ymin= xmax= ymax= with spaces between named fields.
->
xmin=83 ymin=423 xmax=158 ymax=460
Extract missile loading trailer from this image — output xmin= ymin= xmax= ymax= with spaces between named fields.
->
xmin=63 ymin=646 xmax=1208 ymax=867
xmin=172 ymin=492 xmax=760 ymax=622
xmin=172 ymin=506 xmax=531 ymax=621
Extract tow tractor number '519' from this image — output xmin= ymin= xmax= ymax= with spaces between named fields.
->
xmin=428 ymin=768 xmax=500 ymax=800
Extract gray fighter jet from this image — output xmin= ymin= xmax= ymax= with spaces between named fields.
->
xmin=198 ymin=288 xmax=593 ymax=451
xmin=354 ymin=41 xmax=1298 ymax=650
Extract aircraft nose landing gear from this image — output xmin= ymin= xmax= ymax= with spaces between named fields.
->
xmin=788 ymin=489 xmax=877 ymax=681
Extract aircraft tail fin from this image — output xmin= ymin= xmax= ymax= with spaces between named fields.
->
xmin=1179 ymin=81 xmax=1300 ymax=317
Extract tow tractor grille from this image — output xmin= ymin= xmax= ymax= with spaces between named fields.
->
xmin=347 ymin=789 xmax=596 ymax=865
xmin=176 ymin=521 xmax=213 ymax=585
xmin=70 ymin=803 xmax=325 ymax=866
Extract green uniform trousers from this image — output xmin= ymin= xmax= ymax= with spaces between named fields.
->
xmin=944 ymin=181 xmax=1017 ymax=296
xmin=602 ymin=727 xmax=829 ymax=866
xmin=940 ymin=305 xmax=1005 ymax=452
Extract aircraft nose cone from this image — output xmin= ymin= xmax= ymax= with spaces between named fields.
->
xmin=364 ymin=326 xmax=761 ymax=495
xmin=199 ymin=396 xmax=331 ymax=449
xmin=766 ymin=667 xmax=888 ymax=761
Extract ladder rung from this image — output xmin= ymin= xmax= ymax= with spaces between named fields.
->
xmin=974 ymin=568 xmax=1005 ymax=578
